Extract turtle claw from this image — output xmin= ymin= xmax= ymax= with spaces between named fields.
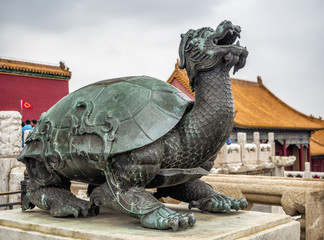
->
xmin=89 ymin=206 xmax=100 ymax=216
xmin=141 ymin=206 xmax=196 ymax=231
xmin=89 ymin=187 xmax=102 ymax=207
xmin=189 ymin=193 xmax=247 ymax=213
xmin=49 ymin=199 xmax=99 ymax=218
xmin=21 ymin=192 xmax=35 ymax=212
xmin=188 ymin=212 xmax=196 ymax=226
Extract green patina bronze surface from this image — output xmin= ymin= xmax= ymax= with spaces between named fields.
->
xmin=32 ymin=76 xmax=192 ymax=155
xmin=18 ymin=20 xmax=249 ymax=231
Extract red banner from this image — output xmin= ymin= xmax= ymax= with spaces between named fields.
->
xmin=21 ymin=100 xmax=33 ymax=109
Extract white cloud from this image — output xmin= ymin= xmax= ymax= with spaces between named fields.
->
xmin=1 ymin=0 xmax=323 ymax=117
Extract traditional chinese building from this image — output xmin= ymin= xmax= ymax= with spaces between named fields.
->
xmin=167 ymin=61 xmax=324 ymax=171
xmin=310 ymin=129 xmax=324 ymax=172
xmin=0 ymin=58 xmax=71 ymax=121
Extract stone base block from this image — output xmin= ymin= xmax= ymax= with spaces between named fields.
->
xmin=0 ymin=204 xmax=300 ymax=240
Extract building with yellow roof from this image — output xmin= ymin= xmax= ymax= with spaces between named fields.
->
xmin=310 ymin=124 xmax=324 ymax=172
xmin=168 ymin=61 xmax=324 ymax=172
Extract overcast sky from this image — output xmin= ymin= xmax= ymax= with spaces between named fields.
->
xmin=1 ymin=0 xmax=323 ymax=118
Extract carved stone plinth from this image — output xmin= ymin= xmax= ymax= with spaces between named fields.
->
xmin=0 ymin=204 xmax=299 ymax=240
xmin=0 ymin=111 xmax=23 ymax=209
xmin=0 ymin=111 xmax=22 ymax=157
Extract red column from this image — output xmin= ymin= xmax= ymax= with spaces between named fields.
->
xmin=283 ymin=139 xmax=287 ymax=156
xmin=307 ymin=143 xmax=311 ymax=171
xmin=299 ymin=144 xmax=304 ymax=171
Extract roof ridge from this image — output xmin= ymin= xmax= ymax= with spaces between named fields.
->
xmin=1 ymin=58 xmax=57 ymax=68
xmin=0 ymin=58 xmax=71 ymax=78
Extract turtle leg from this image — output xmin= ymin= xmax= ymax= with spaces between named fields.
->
xmin=22 ymin=157 xmax=98 ymax=217
xmin=154 ymin=179 xmax=248 ymax=213
xmin=90 ymin=182 xmax=195 ymax=230
xmin=90 ymin=144 xmax=196 ymax=231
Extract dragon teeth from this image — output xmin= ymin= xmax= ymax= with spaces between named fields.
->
xmin=236 ymin=40 xmax=241 ymax=46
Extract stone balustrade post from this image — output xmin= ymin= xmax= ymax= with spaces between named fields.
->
xmin=222 ymin=143 xmax=227 ymax=164
xmin=237 ymin=132 xmax=246 ymax=162
xmin=253 ymin=132 xmax=260 ymax=164
xmin=268 ymin=132 xmax=275 ymax=156
xmin=0 ymin=111 xmax=24 ymax=209
xmin=304 ymin=162 xmax=311 ymax=179
xmin=273 ymin=160 xmax=285 ymax=177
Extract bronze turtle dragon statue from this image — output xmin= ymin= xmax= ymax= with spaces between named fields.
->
xmin=18 ymin=20 xmax=248 ymax=231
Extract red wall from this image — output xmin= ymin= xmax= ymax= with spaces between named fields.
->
xmin=170 ymin=79 xmax=195 ymax=100
xmin=312 ymin=158 xmax=324 ymax=172
xmin=0 ymin=73 xmax=69 ymax=121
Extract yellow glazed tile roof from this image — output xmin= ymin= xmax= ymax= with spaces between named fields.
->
xmin=0 ymin=58 xmax=71 ymax=80
xmin=168 ymin=61 xmax=324 ymax=130
xmin=311 ymin=126 xmax=324 ymax=156
xmin=312 ymin=129 xmax=324 ymax=144
xmin=310 ymin=137 xmax=324 ymax=156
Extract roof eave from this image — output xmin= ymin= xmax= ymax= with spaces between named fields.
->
xmin=0 ymin=68 xmax=71 ymax=81
xmin=234 ymin=122 xmax=324 ymax=131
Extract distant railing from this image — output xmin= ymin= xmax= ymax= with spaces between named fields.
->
xmin=0 ymin=174 xmax=29 ymax=210
xmin=0 ymin=190 xmax=22 ymax=209
xmin=284 ymin=162 xmax=324 ymax=179
xmin=285 ymin=171 xmax=324 ymax=179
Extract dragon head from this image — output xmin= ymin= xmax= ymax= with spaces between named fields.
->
xmin=179 ymin=20 xmax=248 ymax=91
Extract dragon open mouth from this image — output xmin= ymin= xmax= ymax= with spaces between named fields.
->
xmin=213 ymin=28 xmax=241 ymax=46
xmin=208 ymin=21 xmax=248 ymax=74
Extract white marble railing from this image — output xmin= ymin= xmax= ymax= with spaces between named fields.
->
xmin=213 ymin=132 xmax=296 ymax=175
xmin=284 ymin=162 xmax=324 ymax=179
xmin=284 ymin=171 xmax=324 ymax=179
xmin=201 ymin=174 xmax=324 ymax=240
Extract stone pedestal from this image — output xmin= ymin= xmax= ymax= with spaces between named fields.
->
xmin=0 ymin=204 xmax=300 ymax=240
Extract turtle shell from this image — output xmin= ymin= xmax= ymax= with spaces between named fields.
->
xmin=30 ymin=76 xmax=193 ymax=156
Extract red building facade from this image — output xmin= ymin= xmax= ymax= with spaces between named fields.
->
xmin=0 ymin=58 xmax=71 ymax=121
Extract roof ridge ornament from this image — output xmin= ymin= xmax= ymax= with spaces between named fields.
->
xmin=257 ymin=75 xmax=263 ymax=85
